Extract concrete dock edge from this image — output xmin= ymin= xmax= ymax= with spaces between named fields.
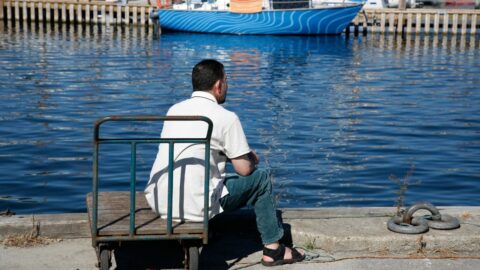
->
xmin=1 ymin=207 xmax=479 ymax=256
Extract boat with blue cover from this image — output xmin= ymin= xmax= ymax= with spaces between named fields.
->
xmin=154 ymin=0 xmax=364 ymax=35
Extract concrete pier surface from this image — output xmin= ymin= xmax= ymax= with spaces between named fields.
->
xmin=1 ymin=207 xmax=480 ymax=269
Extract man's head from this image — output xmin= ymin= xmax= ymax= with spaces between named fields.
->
xmin=192 ymin=59 xmax=228 ymax=104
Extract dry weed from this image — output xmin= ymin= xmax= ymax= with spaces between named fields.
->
xmin=375 ymin=247 xmax=391 ymax=256
xmin=2 ymin=216 xmax=61 ymax=248
xmin=432 ymin=248 xmax=458 ymax=257
xmin=461 ymin=211 xmax=473 ymax=220
xmin=408 ymin=235 xmax=427 ymax=257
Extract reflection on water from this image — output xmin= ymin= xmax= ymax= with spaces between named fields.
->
xmin=0 ymin=21 xmax=479 ymax=213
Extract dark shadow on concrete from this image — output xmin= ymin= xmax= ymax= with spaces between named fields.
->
xmin=200 ymin=209 xmax=295 ymax=269
xmin=113 ymin=240 xmax=185 ymax=270
xmin=110 ymin=209 xmax=296 ymax=269
xmin=202 ymin=208 xmax=262 ymax=269
xmin=200 ymin=230 xmax=263 ymax=269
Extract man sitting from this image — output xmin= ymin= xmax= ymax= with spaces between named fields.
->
xmin=145 ymin=59 xmax=305 ymax=266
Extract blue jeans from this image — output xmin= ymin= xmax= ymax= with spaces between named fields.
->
xmin=219 ymin=169 xmax=284 ymax=245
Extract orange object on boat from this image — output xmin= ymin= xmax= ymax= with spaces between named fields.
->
xmin=230 ymin=0 xmax=263 ymax=13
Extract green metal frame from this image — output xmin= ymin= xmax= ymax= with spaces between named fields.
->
xmin=91 ymin=116 xmax=213 ymax=247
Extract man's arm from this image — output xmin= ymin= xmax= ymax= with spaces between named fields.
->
xmin=230 ymin=151 xmax=259 ymax=176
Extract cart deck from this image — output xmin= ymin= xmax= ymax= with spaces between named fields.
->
xmin=86 ymin=191 xmax=203 ymax=237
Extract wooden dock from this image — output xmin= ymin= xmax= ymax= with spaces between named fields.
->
xmin=1 ymin=0 xmax=480 ymax=35
xmin=0 ymin=0 xmax=154 ymax=26
xmin=352 ymin=8 xmax=479 ymax=36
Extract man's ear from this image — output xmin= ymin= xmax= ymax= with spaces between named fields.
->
xmin=213 ymin=80 xmax=222 ymax=94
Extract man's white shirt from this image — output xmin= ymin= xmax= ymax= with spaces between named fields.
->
xmin=145 ymin=91 xmax=251 ymax=221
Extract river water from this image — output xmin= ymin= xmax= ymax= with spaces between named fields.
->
xmin=1 ymin=22 xmax=479 ymax=214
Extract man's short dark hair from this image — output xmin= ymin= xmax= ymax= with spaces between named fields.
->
xmin=192 ymin=59 xmax=225 ymax=92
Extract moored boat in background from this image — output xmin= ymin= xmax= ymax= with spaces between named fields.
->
xmin=155 ymin=0 xmax=364 ymax=35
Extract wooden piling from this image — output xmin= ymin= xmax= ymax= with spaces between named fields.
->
xmin=85 ymin=4 xmax=90 ymax=23
xmin=452 ymin=13 xmax=458 ymax=34
xmin=30 ymin=1 xmax=35 ymax=21
xmin=362 ymin=14 xmax=367 ymax=35
xmin=46 ymin=3 xmax=51 ymax=22
xmin=380 ymin=12 xmax=386 ymax=33
xmin=461 ymin=14 xmax=467 ymax=35
xmin=93 ymin=5 xmax=97 ymax=24
xmin=38 ymin=2 xmax=43 ymax=22
xmin=54 ymin=3 xmax=58 ymax=22
xmin=415 ymin=13 xmax=421 ymax=34
xmin=23 ymin=1 xmax=28 ymax=21
xmin=433 ymin=13 xmax=439 ymax=34
xmin=443 ymin=13 xmax=449 ymax=34
xmin=424 ymin=13 xmax=430 ymax=34
xmin=116 ymin=5 xmax=121 ymax=25
xmin=6 ymin=0 xmax=11 ymax=20
xmin=133 ymin=6 xmax=138 ymax=25
xmin=101 ymin=5 xmax=106 ymax=24
xmin=397 ymin=13 xmax=404 ymax=34
xmin=69 ymin=4 xmax=74 ymax=24
xmin=140 ymin=6 xmax=145 ymax=26
xmin=148 ymin=8 xmax=152 ymax=25
xmin=61 ymin=3 xmax=66 ymax=23
xmin=14 ymin=0 xmax=19 ymax=21
xmin=370 ymin=13 xmax=377 ymax=33
xmin=388 ymin=12 xmax=395 ymax=33
xmin=125 ymin=6 xmax=129 ymax=25
xmin=406 ymin=13 xmax=413 ymax=34
xmin=108 ymin=5 xmax=113 ymax=26
xmin=472 ymin=14 xmax=477 ymax=35
xmin=0 ymin=0 xmax=4 ymax=20
xmin=77 ymin=4 xmax=82 ymax=24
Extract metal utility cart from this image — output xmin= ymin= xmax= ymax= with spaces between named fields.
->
xmin=86 ymin=116 xmax=213 ymax=270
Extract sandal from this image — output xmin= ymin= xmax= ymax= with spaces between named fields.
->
xmin=261 ymin=244 xmax=306 ymax=266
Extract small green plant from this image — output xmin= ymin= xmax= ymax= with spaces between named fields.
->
xmin=304 ymin=235 xmax=317 ymax=250
xmin=389 ymin=164 xmax=421 ymax=215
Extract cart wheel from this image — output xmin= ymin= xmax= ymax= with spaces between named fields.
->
xmin=100 ymin=248 xmax=111 ymax=270
xmin=187 ymin=246 xmax=199 ymax=270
